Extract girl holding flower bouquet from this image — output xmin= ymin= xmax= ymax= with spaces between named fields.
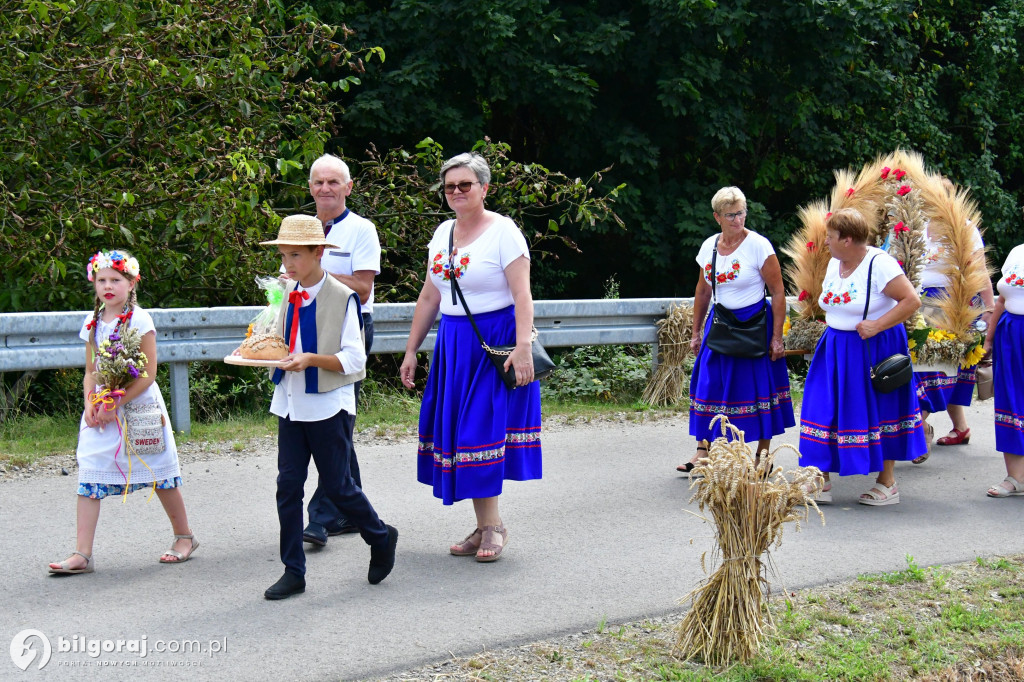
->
xmin=48 ymin=250 xmax=197 ymax=575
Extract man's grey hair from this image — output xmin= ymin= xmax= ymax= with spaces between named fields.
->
xmin=309 ymin=154 xmax=351 ymax=183
xmin=440 ymin=152 xmax=491 ymax=185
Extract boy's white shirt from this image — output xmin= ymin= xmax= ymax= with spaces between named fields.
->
xmin=269 ymin=272 xmax=366 ymax=421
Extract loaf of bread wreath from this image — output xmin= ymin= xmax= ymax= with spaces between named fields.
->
xmin=237 ymin=333 xmax=288 ymax=360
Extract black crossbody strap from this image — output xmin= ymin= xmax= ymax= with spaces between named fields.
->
xmin=710 ymin=235 xmax=719 ymax=304
xmin=448 ymin=222 xmax=491 ymax=350
xmin=863 ymin=253 xmax=879 ymax=361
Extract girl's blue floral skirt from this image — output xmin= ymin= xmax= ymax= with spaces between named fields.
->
xmin=689 ymin=300 xmax=795 ymax=443
xmin=799 ymin=326 xmax=926 ymax=475
xmin=994 ymin=312 xmax=1024 ymax=455
xmin=416 ymin=306 xmax=542 ymax=505
xmin=78 ymin=477 xmax=182 ymax=500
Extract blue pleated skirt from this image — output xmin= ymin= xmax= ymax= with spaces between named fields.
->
xmin=689 ymin=300 xmax=795 ymax=442
xmin=799 ymin=325 xmax=926 ymax=475
xmin=994 ymin=312 xmax=1024 ymax=455
xmin=416 ymin=305 xmax=543 ymax=505
xmin=916 ymin=287 xmax=978 ymax=411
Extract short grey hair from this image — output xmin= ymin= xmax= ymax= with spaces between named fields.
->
xmin=440 ymin=152 xmax=491 ymax=185
xmin=711 ymin=186 xmax=747 ymax=214
xmin=309 ymin=154 xmax=351 ymax=183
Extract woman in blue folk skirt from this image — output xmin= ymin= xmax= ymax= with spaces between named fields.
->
xmin=679 ymin=186 xmax=795 ymax=474
xmin=984 ymin=243 xmax=1024 ymax=498
xmin=400 ymin=152 xmax=542 ymax=562
xmin=799 ymin=208 xmax=926 ymax=506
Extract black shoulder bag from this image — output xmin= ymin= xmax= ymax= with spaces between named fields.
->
xmin=703 ymin=236 xmax=769 ymax=358
xmin=447 ymin=223 xmax=555 ymax=390
xmin=863 ymin=254 xmax=913 ymax=393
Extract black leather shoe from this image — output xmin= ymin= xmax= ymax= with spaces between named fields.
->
xmin=326 ymin=519 xmax=359 ymax=536
xmin=302 ymin=523 xmax=327 ymax=547
xmin=368 ymin=524 xmax=398 ymax=585
xmin=264 ymin=572 xmax=305 ymax=600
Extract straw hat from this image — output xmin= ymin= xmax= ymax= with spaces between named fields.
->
xmin=259 ymin=215 xmax=338 ymax=247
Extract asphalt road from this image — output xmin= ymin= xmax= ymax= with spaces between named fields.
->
xmin=2 ymin=399 xmax=1021 ymax=680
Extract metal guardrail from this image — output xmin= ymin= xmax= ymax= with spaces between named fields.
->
xmin=1 ymin=298 xmax=693 ymax=434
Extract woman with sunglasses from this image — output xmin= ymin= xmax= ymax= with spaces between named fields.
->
xmin=678 ymin=186 xmax=795 ymax=474
xmin=400 ymin=152 xmax=542 ymax=562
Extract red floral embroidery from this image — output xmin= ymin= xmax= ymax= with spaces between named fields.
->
xmin=433 ymin=253 xmax=442 ymax=262
xmin=842 ymin=292 xmax=851 ymax=303
xmin=823 ymin=292 xmax=833 ymax=304
xmin=896 ymin=185 xmax=911 ymax=197
xmin=716 ymin=273 xmax=728 ymax=283
xmin=431 ymin=263 xmax=443 ymax=274
xmin=460 ymin=256 xmax=469 ymax=266
xmin=731 ymin=262 xmax=740 ymax=271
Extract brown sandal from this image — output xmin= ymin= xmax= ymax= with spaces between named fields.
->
xmin=449 ymin=528 xmax=482 ymax=556
xmin=475 ymin=525 xmax=508 ymax=563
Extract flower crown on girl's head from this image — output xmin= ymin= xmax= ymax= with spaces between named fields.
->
xmin=87 ymin=250 xmax=141 ymax=283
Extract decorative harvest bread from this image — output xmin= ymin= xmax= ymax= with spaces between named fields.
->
xmin=238 ymin=333 xmax=288 ymax=360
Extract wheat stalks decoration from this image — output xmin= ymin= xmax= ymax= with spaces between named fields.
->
xmin=675 ymin=415 xmax=825 ymax=666
xmin=642 ymin=302 xmax=693 ymax=406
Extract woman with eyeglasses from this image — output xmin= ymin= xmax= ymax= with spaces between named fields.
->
xmin=678 ymin=186 xmax=795 ymax=474
xmin=400 ymin=152 xmax=542 ymax=562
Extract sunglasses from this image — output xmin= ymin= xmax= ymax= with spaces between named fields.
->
xmin=442 ymin=181 xmax=481 ymax=195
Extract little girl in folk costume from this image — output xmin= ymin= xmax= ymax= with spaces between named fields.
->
xmin=48 ymin=250 xmax=197 ymax=574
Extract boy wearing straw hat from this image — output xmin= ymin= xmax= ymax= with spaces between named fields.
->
xmin=258 ymin=214 xmax=398 ymax=600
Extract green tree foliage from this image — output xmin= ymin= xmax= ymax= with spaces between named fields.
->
xmin=314 ymin=0 xmax=1024 ymax=297
xmin=0 ymin=0 xmax=369 ymax=311
xmin=337 ymin=138 xmax=623 ymax=303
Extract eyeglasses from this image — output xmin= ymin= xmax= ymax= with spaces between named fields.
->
xmin=722 ymin=210 xmax=747 ymax=221
xmin=442 ymin=181 xmax=480 ymax=195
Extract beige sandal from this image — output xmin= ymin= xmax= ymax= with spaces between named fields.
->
xmin=450 ymin=528 xmax=482 ymax=556
xmin=49 ymin=551 xmax=94 ymax=575
xmin=475 ymin=525 xmax=508 ymax=563
xmin=160 ymin=532 xmax=199 ymax=563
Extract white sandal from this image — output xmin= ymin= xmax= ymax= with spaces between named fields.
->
xmin=987 ymin=476 xmax=1024 ymax=498
xmin=49 ymin=551 xmax=94 ymax=575
xmin=858 ymin=482 xmax=899 ymax=506
xmin=160 ymin=532 xmax=199 ymax=563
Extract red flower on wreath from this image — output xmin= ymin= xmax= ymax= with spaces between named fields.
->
xmin=893 ymin=221 xmax=908 ymax=234
xmin=898 ymin=260 xmax=905 ymax=267
xmin=825 ymin=212 xmax=833 ymax=220
xmin=893 ymin=169 xmax=906 ymax=180
xmin=880 ymin=167 xmax=891 ymax=179
xmin=798 ymin=290 xmax=809 ymax=302
xmin=846 ymin=188 xmax=855 ymax=197
xmin=897 ymin=185 xmax=912 ymax=197
xmin=806 ymin=241 xmax=815 ymax=251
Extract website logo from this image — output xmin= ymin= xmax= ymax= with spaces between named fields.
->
xmin=10 ymin=629 xmax=52 ymax=671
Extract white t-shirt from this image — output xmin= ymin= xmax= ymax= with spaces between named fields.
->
xmin=820 ymin=247 xmax=905 ymax=331
xmin=998 ymin=244 xmax=1024 ymax=315
xmin=322 ymin=210 xmax=381 ymax=314
xmin=695 ymin=231 xmax=775 ymax=309
xmin=919 ymin=223 xmax=985 ymax=289
xmin=428 ymin=216 xmax=531 ymax=316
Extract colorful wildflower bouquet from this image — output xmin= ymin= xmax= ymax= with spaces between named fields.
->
xmin=93 ymin=326 xmax=149 ymax=400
